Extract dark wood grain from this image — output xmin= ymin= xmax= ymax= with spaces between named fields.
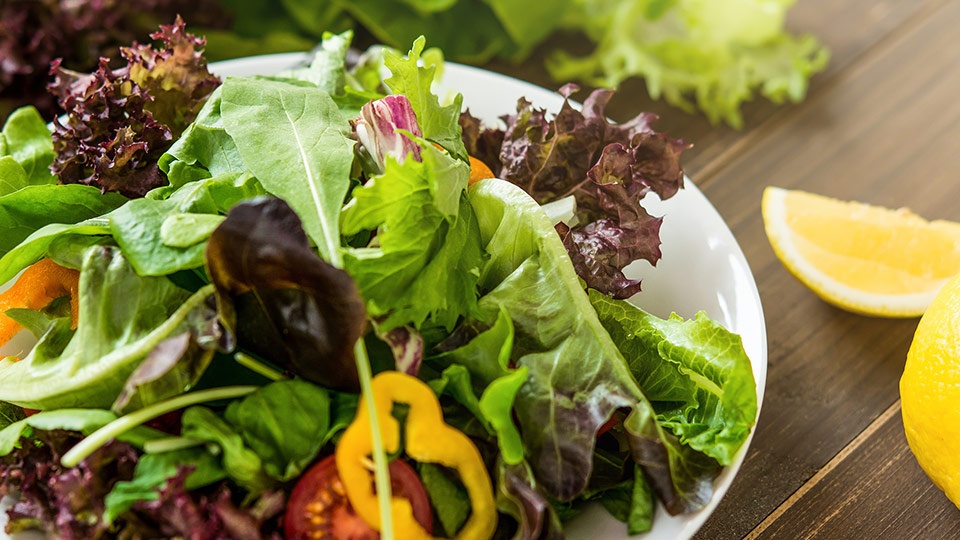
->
xmin=692 ymin=1 xmax=960 ymax=538
xmin=751 ymin=403 xmax=960 ymax=539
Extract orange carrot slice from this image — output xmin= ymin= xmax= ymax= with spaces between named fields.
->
xmin=0 ymin=258 xmax=80 ymax=346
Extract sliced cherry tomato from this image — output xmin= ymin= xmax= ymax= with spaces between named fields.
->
xmin=284 ymin=454 xmax=433 ymax=540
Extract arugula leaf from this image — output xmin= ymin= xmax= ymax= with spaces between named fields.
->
xmin=219 ymin=76 xmax=354 ymax=265
xmin=590 ymin=291 xmax=757 ymax=465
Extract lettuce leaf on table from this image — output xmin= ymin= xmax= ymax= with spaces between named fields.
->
xmin=549 ymin=0 xmax=830 ymax=128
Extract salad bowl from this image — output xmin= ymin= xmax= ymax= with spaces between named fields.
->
xmin=1 ymin=52 xmax=766 ymax=540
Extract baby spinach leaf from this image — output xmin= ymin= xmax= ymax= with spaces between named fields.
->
xmin=224 ymin=379 xmax=334 ymax=481
xmin=220 ymin=76 xmax=354 ymax=264
xmin=103 ymin=446 xmax=226 ymax=524
xmin=205 ymin=197 xmax=366 ymax=392
xmin=180 ymin=405 xmax=274 ymax=493
xmin=111 ymin=172 xmax=264 ymax=276
xmin=0 ymin=246 xmax=209 ymax=410
xmin=0 ymin=106 xmax=56 ymax=186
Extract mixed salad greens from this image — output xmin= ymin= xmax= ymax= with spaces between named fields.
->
xmin=0 ymin=20 xmax=757 ymax=540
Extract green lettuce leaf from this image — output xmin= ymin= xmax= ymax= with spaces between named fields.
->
xmin=549 ymin=0 xmax=829 ymax=128
xmin=590 ymin=291 xmax=757 ymax=465
xmin=0 ymin=246 xmax=211 ymax=410
xmin=468 ymin=178 xmax=724 ymax=513
xmin=341 ymin=143 xmax=484 ymax=332
xmin=383 ymin=37 xmax=467 ymax=161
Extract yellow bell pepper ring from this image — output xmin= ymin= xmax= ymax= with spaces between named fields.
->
xmin=336 ymin=371 xmax=498 ymax=539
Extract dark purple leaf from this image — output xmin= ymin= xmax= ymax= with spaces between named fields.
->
xmin=129 ymin=469 xmax=283 ymax=540
xmin=0 ymin=3 xmax=228 ymax=120
xmin=205 ymin=197 xmax=367 ymax=392
xmin=0 ymin=429 xmax=138 ymax=539
xmin=495 ymin=84 xmax=691 ymax=298
xmin=48 ymin=17 xmax=220 ymax=198
xmin=458 ymin=109 xmax=505 ymax=176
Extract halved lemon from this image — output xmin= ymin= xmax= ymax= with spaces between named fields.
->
xmin=761 ymin=186 xmax=960 ymax=317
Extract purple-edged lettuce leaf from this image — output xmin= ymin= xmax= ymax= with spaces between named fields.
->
xmin=48 ymin=18 xmax=220 ymax=198
xmin=496 ymin=462 xmax=564 ymax=540
xmin=468 ymin=179 xmax=722 ymax=513
xmin=490 ymin=84 xmax=690 ymax=299
xmin=205 ymin=197 xmax=367 ymax=392
xmin=0 ymin=428 xmax=138 ymax=539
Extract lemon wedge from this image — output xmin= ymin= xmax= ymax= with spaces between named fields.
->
xmin=761 ymin=186 xmax=960 ymax=317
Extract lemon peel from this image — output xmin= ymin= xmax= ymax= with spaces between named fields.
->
xmin=901 ymin=271 xmax=960 ymax=508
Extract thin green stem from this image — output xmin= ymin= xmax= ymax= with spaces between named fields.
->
xmin=61 ymin=385 xmax=257 ymax=468
xmin=234 ymin=352 xmax=287 ymax=382
xmin=354 ymin=339 xmax=394 ymax=540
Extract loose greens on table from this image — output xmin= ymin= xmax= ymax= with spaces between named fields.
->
xmin=0 ymin=23 xmax=757 ymax=540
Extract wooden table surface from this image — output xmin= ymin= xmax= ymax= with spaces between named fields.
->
xmin=477 ymin=0 xmax=960 ymax=538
